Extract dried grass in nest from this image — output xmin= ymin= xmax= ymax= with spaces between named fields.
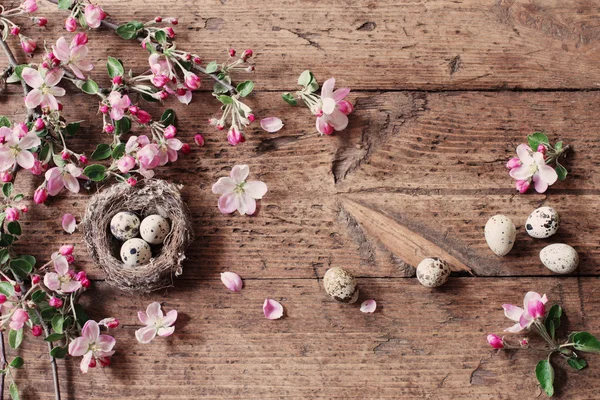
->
xmin=82 ymin=179 xmax=194 ymax=293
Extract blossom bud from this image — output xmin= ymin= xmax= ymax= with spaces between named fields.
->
xmin=99 ymin=104 xmax=109 ymax=114
xmin=34 ymin=118 xmax=45 ymax=131
xmin=34 ymin=187 xmax=48 ymax=204
xmin=128 ymin=105 xmax=139 ymax=115
xmin=227 ymin=128 xmax=245 ymax=146
xmin=242 ymin=49 xmax=253 ymax=60
xmin=0 ymin=295 xmax=6 ymax=304
xmin=141 ymin=41 xmax=147 ymax=50
xmin=31 ymin=275 xmax=41 ymax=284
xmin=20 ymin=37 xmax=37 ymax=54
xmin=136 ymin=110 xmax=152 ymax=124
xmin=20 ymin=205 xmax=28 ymax=213
xmin=73 ymin=33 xmax=88 ymax=46
xmin=176 ymin=87 xmax=187 ymax=96
xmin=80 ymin=278 xmax=91 ymax=288
xmin=169 ymin=18 xmax=178 ymax=25
xmin=193 ymin=57 xmax=202 ymax=64
xmin=10 ymin=26 xmax=21 ymax=36
xmin=247 ymin=114 xmax=256 ymax=122
xmin=29 ymin=158 xmax=42 ymax=175
xmin=229 ymin=48 xmax=236 ymax=57
xmin=112 ymin=76 xmax=123 ymax=85
xmin=14 ymin=284 xmax=21 ymax=293
xmin=65 ymin=255 xmax=75 ymax=264
xmin=21 ymin=0 xmax=38 ymax=13
xmin=194 ymin=134 xmax=205 ymax=147
xmin=537 ymin=144 xmax=547 ymax=155
xmin=245 ymin=65 xmax=255 ymax=73
xmin=506 ymin=157 xmax=521 ymax=170
xmin=0 ymin=172 xmax=13 ymax=183
xmin=184 ymin=73 xmax=201 ymax=90
xmin=61 ymin=151 xmax=70 ymax=160
xmin=31 ymin=325 xmax=43 ymax=337
xmin=155 ymin=16 xmax=162 ymax=23
xmin=520 ymin=338 xmax=529 ymax=348
xmin=65 ymin=17 xmax=77 ymax=32
xmin=106 ymin=318 xmax=119 ymax=329
xmin=180 ymin=143 xmax=191 ymax=154
xmin=75 ymin=271 xmax=87 ymax=281
xmin=338 ymin=100 xmax=354 ymax=115
xmin=79 ymin=155 xmax=88 ymax=165
xmin=165 ymin=27 xmax=175 ymax=38
xmin=98 ymin=357 xmax=111 ymax=367
xmin=88 ymin=358 xmax=97 ymax=368
xmin=60 ymin=244 xmax=74 ymax=256
xmin=515 ymin=179 xmax=531 ymax=194
xmin=57 ymin=103 xmax=63 ymax=111
xmin=49 ymin=297 xmax=63 ymax=308
xmin=104 ymin=124 xmax=115 ymax=134
xmin=157 ymin=91 xmax=169 ymax=100
xmin=164 ymin=125 xmax=177 ymax=139
xmin=487 ymin=334 xmax=504 ymax=349
xmin=127 ymin=177 xmax=137 ymax=186
xmin=35 ymin=17 xmax=48 ymax=27
xmin=321 ymin=122 xmax=334 ymax=135
xmin=216 ymin=124 xmax=225 ymax=131
xmin=5 ymin=208 xmax=20 ymax=222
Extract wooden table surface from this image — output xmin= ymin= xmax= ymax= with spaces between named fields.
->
xmin=2 ymin=0 xmax=600 ymax=398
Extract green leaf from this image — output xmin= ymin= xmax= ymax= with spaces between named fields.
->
xmin=0 ymin=282 xmax=14 ymax=297
xmin=8 ymin=329 xmax=23 ymax=349
xmin=83 ymin=164 xmax=107 ymax=182
xmin=44 ymin=333 xmax=64 ymax=342
xmin=2 ymin=182 xmax=13 ymax=198
xmin=282 ymin=92 xmax=297 ymax=106
xmin=0 ymin=117 xmax=10 ymax=128
xmin=573 ymin=332 xmax=600 ymax=353
xmin=115 ymin=117 xmax=131 ymax=135
xmin=20 ymin=255 xmax=35 ymax=268
xmin=567 ymin=357 xmax=587 ymax=370
xmin=0 ymin=233 xmax=15 ymax=247
xmin=7 ymin=221 xmax=21 ymax=236
xmin=205 ymin=61 xmax=219 ymax=74
xmin=213 ymin=82 xmax=230 ymax=94
xmin=236 ymin=81 xmax=254 ymax=97
xmin=74 ymin=303 xmax=89 ymax=327
xmin=141 ymin=92 xmax=159 ymax=103
xmin=106 ymin=56 xmax=124 ymax=78
xmin=9 ymin=356 xmax=23 ymax=368
xmin=13 ymin=194 xmax=23 ymax=202
xmin=536 ymin=359 xmax=554 ymax=397
xmin=81 ymin=79 xmax=99 ymax=95
xmin=9 ymin=258 xmax=32 ymax=280
xmin=13 ymin=65 xmax=26 ymax=80
xmin=52 ymin=315 xmax=65 ymax=334
xmin=298 ymin=70 xmax=313 ymax=86
xmin=160 ymin=109 xmax=176 ymax=126
xmin=9 ymin=382 xmax=19 ymax=400
xmin=65 ymin=122 xmax=80 ymax=137
xmin=112 ymin=143 xmax=126 ymax=160
xmin=555 ymin=141 xmax=563 ymax=152
xmin=555 ymin=163 xmax=568 ymax=181
xmin=31 ymin=290 xmax=47 ymax=303
xmin=57 ymin=0 xmax=73 ymax=10
xmin=50 ymin=345 xmax=68 ymax=359
xmin=40 ymin=306 xmax=57 ymax=321
xmin=216 ymin=95 xmax=233 ymax=105
xmin=91 ymin=144 xmax=112 ymax=161
xmin=527 ymin=132 xmax=550 ymax=151
xmin=154 ymin=30 xmax=167 ymax=43
xmin=116 ymin=22 xmax=142 ymax=40
xmin=0 ymin=249 xmax=9 ymax=265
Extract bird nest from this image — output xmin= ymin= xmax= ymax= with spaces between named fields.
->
xmin=82 ymin=179 xmax=194 ymax=293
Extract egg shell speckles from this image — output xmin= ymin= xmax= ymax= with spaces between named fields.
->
xmin=120 ymin=238 xmax=152 ymax=266
xmin=484 ymin=214 xmax=516 ymax=256
xmin=140 ymin=215 xmax=171 ymax=245
xmin=110 ymin=211 xmax=140 ymax=241
xmin=416 ymin=258 xmax=451 ymax=288
xmin=323 ymin=267 xmax=359 ymax=303
xmin=526 ymin=206 xmax=559 ymax=239
xmin=540 ymin=243 xmax=579 ymax=274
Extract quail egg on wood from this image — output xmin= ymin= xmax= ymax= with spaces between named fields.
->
xmin=540 ymin=243 xmax=579 ymax=274
xmin=323 ymin=267 xmax=359 ymax=303
xmin=526 ymin=206 xmax=559 ymax=239
xmin=110 ymin=211 xmax=140 ymax=241
xmin=120 ymin=238 xmax=152 ymax=266
xmin=140 ymin=214 xmax=171 ymax=245
xmin=416 ymin=258 xmax=451 ymax=288
xmin=484 ymin=215 xmax=516 ymax=256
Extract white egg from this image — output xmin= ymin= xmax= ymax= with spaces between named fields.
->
xmin=484 ymin=214 xmax=516 ymax=256
xmin=416 ymin=258 xmax=451 ymax=287
xmin=110 ymin=211 xmax=140 ymax=241
xmin=323 ymin=267 xmax=359 ymax=303
xmin=526 ymin=207 xmax=559 ymax=239
xmin=120 ymin=238 xmax=152 ymax=266
xmin=139 ymin=215 xmax=171 ymax=245
xmin=540 ymin=243 xmax=579 ymax=274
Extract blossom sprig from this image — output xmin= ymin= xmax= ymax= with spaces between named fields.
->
xmin=57 ymin=0 xmax=107 ymax=31
xmin=507 ymin=133 xmax=570 ymax=194
xmin=0 ymin=0 xmax=45 ymax=55
xmin=488 ymin=291 xmax=600 ymax=397
xmin=282 ymin=70 xmax=354 ymax=135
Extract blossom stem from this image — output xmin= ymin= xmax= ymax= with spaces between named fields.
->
xmin=0 ymin=330 xmax=6 ymax=400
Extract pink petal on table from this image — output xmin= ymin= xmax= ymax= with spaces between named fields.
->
xmin=360 ymin=299 xmax=376 ymax=313
xmin=220 ymin=272 xmax=243 ymax=292
xmin=260 ymin=117 xmax=284 ymax=133
xmin=62 ymin=213 xmax=76 ymax=234
xmin=263 ymin=299 xmax=283 ymax=320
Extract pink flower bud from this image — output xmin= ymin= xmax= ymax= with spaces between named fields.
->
xmin=65 ymin=255 xmax=75 ymax=264
xmin=487 ymin=334 xmax=504 ymax=349
xmin=98 ymin=357 xmax=111 ymax=367
xmin=227 ymin=128 xmax=245 ymax=146
xmin=75 ymin=271 xmax=87 ymax=281
xmin=193 ymin=56 xmax=202 ymax=64
xmin=247 ymin=113 xmax=256 ymax=122
xmin=229 ymin=48 xmax=236 ymax=57
xmin=65 ymin=17 xmax=77 ymax=32
xmin=127 ymin=177 xmax=137 ymax=186
xmin=184 ymin=73 xmax=201 ymax=90
xmin=29 ymin=159 xmax=42 ymax=175
xmin=20 ymin=205 xmax=28 ymax=213
xmin=220 ymin=272 xmax=243 ymax=292
xmin=66 ymin=270 xmax=75 ymax=279
xmin=157 ymin=91 xmax=169 ymax=100
xmin=84 ymin=4 xmax=106 ymax=29
xmin=79 ymin=155 xmax=88 ymax=165
xmin=0 ymin=295 xmax=6 ymax=304
xmin=175 ymin=87 xmax=186 ymax=96
xmin=73 ymin=33 xmax=88 ymax=46
xmin=34 ymin=118 xmax=45 ymax=131
xmin=10 ymin=26 xmax=21 ymax=36
xmin=106 ymin=318 xmax=119 ymax=329
xmin=520 ymin=338 xmax=529 ymax=348
xmin=104 ymin=124 xmax=115 ymax=134
xmin=10 ymin=309 xmax=28 ymax=330
xmin=61 ymin=151 xmax=70 ymax=160
xmin=99 ymin=104 xmax=109 ymax=114
xmin=0 ymin=172 xmax=13 ymax=183
xmin=14 ymin=285 xmax=21 ymax=293
xmin=112 ymin=76 xmax=123 ymax=85
xmin=31 ymin=275 xmax=41 ymax=284
xmin=164 ymin=125 xmax=177 ymax=139
xmin=246 ymin=65 xmax=255 ymax=72
xmin=128 ymin=106 xmax=139 ymax=115
xmin=34 ymin=187 xmax=48 ymax=204
xmin=169 ymin=18 xmax=178 ymax=25
xmin=20 ymin=37 xmax=37 ymax=54
xmin=88 ymin=358 xmax=97 ymax=368
xmin=136 ymin=110 xmax=152 ymax=124
xmin=57 ymin=103 xmax=63 ymax=111
xmin=35 ymin=17 xmax=48 ymax=27
xmin=515 ymin=179 xmax=531 ymax=194
xmin=506 ymin=157 xmax=521 ymax=170
xmin=537 ymin=144 xmax=547 ymax=155
xmin=194 ymin=134 xmax=204 ymax=147
xmin=165 ymin=27 xmax=175 ymax=38
xmin=155 ymin=16 xmax=162 ymax=23
xmin=338 ymin=100 xmax=354 ymax=115
xmin=242 ymin=49 xmax=253 ymax=60
xmin=49 ymin=297 xmax=63 ymax=308
xmin=315 ymin=109 xmax=323 ymax=117
xmin=216 ymin=124 xmax=224 ymax=131
xmin=80 ymin=278 xmax=91 ymax=288
xmin=31 ymin=325 xmax=43 ymax=336
xmin=5 ymin=208 xmax=20 ymax=222
xmin=180 ymin=143 xmax=191 ymax=154
xmin=321 ymin=122 xmax=334 ymax=135
xmin=21 ymin=0 xmax=38 ymax=13
xmin=60 ymin=244 xmax=74 ymax=256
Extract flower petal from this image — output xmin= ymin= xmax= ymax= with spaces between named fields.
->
xmin=332 ymin=87 xmax=350 ymax=102
xmin=43 ymin=272 xmax=60 ymax=291
xmin=230 ymin=165 xmax=249 ymax=184
xmin=44 ymin=68 xmax=64 ymax=87
xmin=162 ymin=310 xmax=178 ymax=327
xmin=326 ymin=109 xmax=349 ymax=131
xmin=68 ymin=337 xmax=90 ymax=357
xmin=211 ymin=177 xmax=235 ymax=195
xmin=516 ymin=144 xmax=533 ymax=164
xmin=321 ymin=77 xmax=335 ymax=99
xmin=263 ymin=299 xmax=284 ymax=320
xmin=238 ymin=193 xmax=257 ymax=215
xmin=502 ymin=304 xmax=524 ymax=322
xmin=509 ymin=165 xmax=534 ymax=180
xmin=21 ymin=67 xmax=43 ymax=89
xmin=62 ymin=213 xmax=77 ymax=234
xmin=537 ymin=164 xmax=558 ymax=186
xmin=260 ymin=117 xmax=284 ymax=133
xmin=16 ymin=150 xmax=34 ymax=169
xmin=135 ymin=326 xmax=157 ymax=344
xmin=145 ymin=302 xmax=163 ymax=320
xmin=82 ymin=320 xmax=99 ymax=342
xmin=244 ymin=181 xmax=268 ymax=199
xmin=24 ymin=89 xmax=42 ymax=109
xmin=532 ymin=173 xmax=548 ymax=193
xmin=519 ymin=312 xmax=534 ymax=328
xmin=52 ymin=37 xmax=70 ymax=61
xmin=504 ymin=322 xmax=524 ymax=333
xmin=63 ymin=173 xmax=80 ymax=194
xmin=53 ymin=255 xmax=69 ymax=275
xmin=79 ymin=351 xmax=93 ymax=373
xmin=220 ymin=272 xmax=243 ymax=292
xmin=218 ymin=192 xmax=240 ymax=214
xmin=523 ymin=291 xmax=542 ymax=310
xmin=360 ymin=299 xmax=377 ymax=313
xmin=61 ymin=279 xmax=82 ymax=293
xmin=96 ymin=334 xmax=116 ymax=352
xmin=157 ymin=326 xmax=175 ymax=337
xmin=19 ymin=133 xmax=41 ymax=149
xmin=322 ymin=97 xmax=337 ymax=114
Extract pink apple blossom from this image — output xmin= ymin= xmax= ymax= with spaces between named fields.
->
xmin=68 ymin=320 xmax=116 ymax=373
xmin=5 ymin=208 xmax=20 ymax=222
xmin=212 ymin=165 xmax=268 ymax=215
xmin=83 ymin=4 xmax=106 ymax=29
xmin=184 ymin=72 xmax=201 ymax=90
xmin=316 ymin=78 xmax=351 ymax=135
xmin=59 ymin=244 xmax=74 ymax=255
xmin=10 ymin=308 xmax=29 ymax=331
xmin=22 ymin=67 xmax=65 ymax=110
xmin=33 ymin=187 xmax=48 ymax=204
xmin=164 ymin=125 xmax=177 ymax=139
xmin=220 ymin=272 xmax=243 ymax=292
xmin=65 ymin=17 xmax=77 ymax=32
xmin=117 ymin=155 xmax=136 ymax=173
xmin=506 ymin=157 xmax=521 ymax=170
xmin=509 ymin=144 xmax=558 ymax=193
xmin=157 ymin=138 xmax=183 ymax=165
xmin=135 ymin=302 xmax=177 ymax=344
xmin=0 ymin=126 xmax=41 ymax=171
xmin=20 ymin=37 xmax=36 ymax=54
xmin=107 ymin=91 xmax=131 ymax=121
xmin=227 ymin=128 xmax=244 ymax=146
xmin=52 ymin=35 xmax=93 ymax=80
xmin=263 ymin=299 xmax=283 ymax=320
xmin=45 ymin=164 xmax=82 ymax=196
xmin=44 ymin=255 xmax=82 ymax=293
xmin=99 ymin=318 xmax=119 ymax=329
xmin=31 ymin=325 xmax=42 ymax=336
xmin=21 ymin=0 xmax=38 ymax=13
xmin=502 ymin=291 xmax=548 ymax=333
xmin=487 ymin=334 xmax=504 ymax=349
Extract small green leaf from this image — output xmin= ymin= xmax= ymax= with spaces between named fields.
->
xmin=41 ymin=306 xmax=57 ymax=321
xmin=112 ymin=143 xmax=126 ymax=160
xmin=9 ymin=382 xmax=19 ymax=400
xmin=116 ymin=22 xmax=142 ymax=40
xmin=160 ymin=109 xmax=176 ymax=126
xmin=52 ymin=315 xmax=65 ymax=334
xmin=536 ymin=359 xmax=554 ymax=397
xmin=57 ymin=0 xmax=73 ymax=10
xmin=7 ymin=221 xmax=21 ymax=236
xmin=13 ymin=65 xmax=26 ymax=80
xmin=91 ymin=144 xmax=112 ymax=161
xmin=83 ymin=164 xmax=107 ymax=182
xmin=2 ymin=182 xmax=13 ymax=198
xmin=236 ymin=80 xmax=254 ymax=97
xmin=527 ymin=132 xmax=550 ymax=151
xmin=13 ymin=194 xmax=23 ymax=202
xmin=115 ymin=117 xmax=131 ymax=135
xmin=179 ymin=61 xmax=193 ymax=71
xmin=0 ymin=117 xmax=10 ymax=128
xmin=555 ymin=163 xmax=568 ymax=181
xmin=81 ymin=79 xmax=99 ymax=95
xmin=555 ymin=141 xmax=563 ymax=152
xmin=9 ymin=258 xmax=32 ymax=280
xmin=50 ymin=345 xmax=68 ymax=359
xmin=0 ymin=249 xmax=9 ymax=265
xmin=65 ymin=122 xmax=80 ymax=137
xmin=205 ymin=61 xmax=219 ymax=74
xmin=573 ymin=332 xmax=600 ymax=353
xmin=216 ymin=95 xmax=233 ymax=105
xmin=9 ymin=356 xmax=24 ymax=368
xmin=282 ymin=92 xmax=297 ymax=106
xmin=213 ymin=82 xmax=230 ymax=94
xmin=154 ymin=30 xmax=167 ymax=43
xmin=31 ymin=290 xmax=47 ymax=303
xmin=106 ymin=56 xmax=124 ymax=78
xmin=20 ymin=255 xmax=35 ymax=268
xmin=44 ymin=333 xmax=64 ymax=342
xmin=298 ymin=70 xmax=313 ymax=86
xmin=141 ymin=92 xmax=159 ymax=103
xmin=0 ymin=233 xmax=14 ymax=247
xmin=0 ymin=282 xmax=14 ymax=297
xmin=567 ymin=357 xmax=587 ymax=370
xmin=8 ymin=329 xmax=23 ymax=349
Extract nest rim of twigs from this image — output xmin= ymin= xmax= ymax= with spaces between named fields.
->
xmin=82 ymin=179 xmax=194 ymax=293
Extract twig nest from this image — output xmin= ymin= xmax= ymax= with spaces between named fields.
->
xmin=484 ymin=215 xmax=516 ymax=256
xmin=540 ymin=244 xmax=579 ymax=274
xmin=416 ymin=258 xmax=450 ymax=287
xmin=526 ymin=207 xmax=559 ymax=239
xmin=82 ymin=179 xmax=194 ymax=293
xmin=323 ymin=267 xmax=359 ymax=303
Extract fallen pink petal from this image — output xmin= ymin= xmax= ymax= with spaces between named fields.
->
xmin=360 ymin=300 xmax=377 ymax=313
xmin=220 ymin=272 xmax=243 ymax=292
xmin=62 ymin=213 xmax=77 ymax=234
xmin=260 ymin=117 xmax=284 ymax=133
xmin=263 ymin=299 xmax=283 ymax=320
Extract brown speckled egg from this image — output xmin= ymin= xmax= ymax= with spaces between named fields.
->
xmin=323 ymin=267 xmax=359 ymax=303
xmin=120 ymin=238 xmax=152 ymax=266
xmin=416 ymin=258 xmax=451 ymax=288
xmin=140 ymin=215 xmax=171 ymax=245
xmin=110 ymin=211 xmax=140 ymax=241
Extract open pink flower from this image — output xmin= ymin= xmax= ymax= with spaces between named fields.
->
xmin=45 ymin=164 xmax=82 ymax=196
xmin=135 ymin=302 xmax=177 ymax=344
xmin=22 ymin=67 xmax=65 ymax=110
xmin=263 ymin=299 xmax=283 ymax=320
xmin=509 ymin=144 xmax=558 ymax=193
xmin=212 ymin=165 xmax=267 ymax=215
xmin=107 ymin=91 xmax=131 ymax=121
xmin=0 ymin=126 xmax=41 ymax=171
xmin=83 ymin=4 xmax=106 ymax=29
xmin=316 ymin=78 xmax=351 ymax=135
xmin=502 ymin=291 xmax=548 ymax=333
xmin=44 ymin=255 xmax=82 ymax=293
xmin=52 ymin=36 xmax=93 ymax=80
xmin=149 ymin=54 xmax=172 ymax=87
xmin=157 ymin=138 xmax=183 ymax=165
xmin=9 ymin=308 xmax=29 ymax=331
xmin=68 ymin=320 xmax=116 ymax=373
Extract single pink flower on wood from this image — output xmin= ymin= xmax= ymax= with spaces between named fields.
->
xmin=487 ymin=334 xmax=504 ymax=349
xmin=263 ymin=299 xmax=283 ymax=320
xmin=212 ymin=165 xmax=267 ymax=216
xmin=316 ymin=78 xmax=351 ymax=135
xmin=68 ymin=320 xmax=116 ymax=373
xmin=135 ymin=302 xmax=177 ymax=344
xmin=509 ymin=144 xmax=558 ymax=193
xmin=9 ymin=308 xmax=29 ymax=331
xmin=502 ymin=291 xmax=548 ymax=333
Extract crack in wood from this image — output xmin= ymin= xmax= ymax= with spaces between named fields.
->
xmin=272 ymin=27 xmax=324 ymax=50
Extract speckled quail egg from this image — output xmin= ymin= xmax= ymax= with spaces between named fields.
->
xmin=540 ymin=243 xmax=579 ymax=274
xmin=139 ymin=215 xmax=171 ymax=245
xmin=120 ymin=238 xmax=152 ymax=266
xmin=416 ymin=258 xmax=451 ymax=288
xmin=526 ymin=206 xmax=559 ymax=239
xmin=484 ymin=214 xmax=516 ymax=256
xmin=110 ymin=211 xmax=140 ymax=241
xmin=323 ymin=267 xmax=359 ymax=303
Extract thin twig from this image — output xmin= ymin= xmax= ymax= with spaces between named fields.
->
xmin=0 ymin=331 xmax=6 ymax=400
xmin=33 ymin=308 xmax=61 ymax=400
xmin=0 ymin=37 xmax=36 ymax=121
